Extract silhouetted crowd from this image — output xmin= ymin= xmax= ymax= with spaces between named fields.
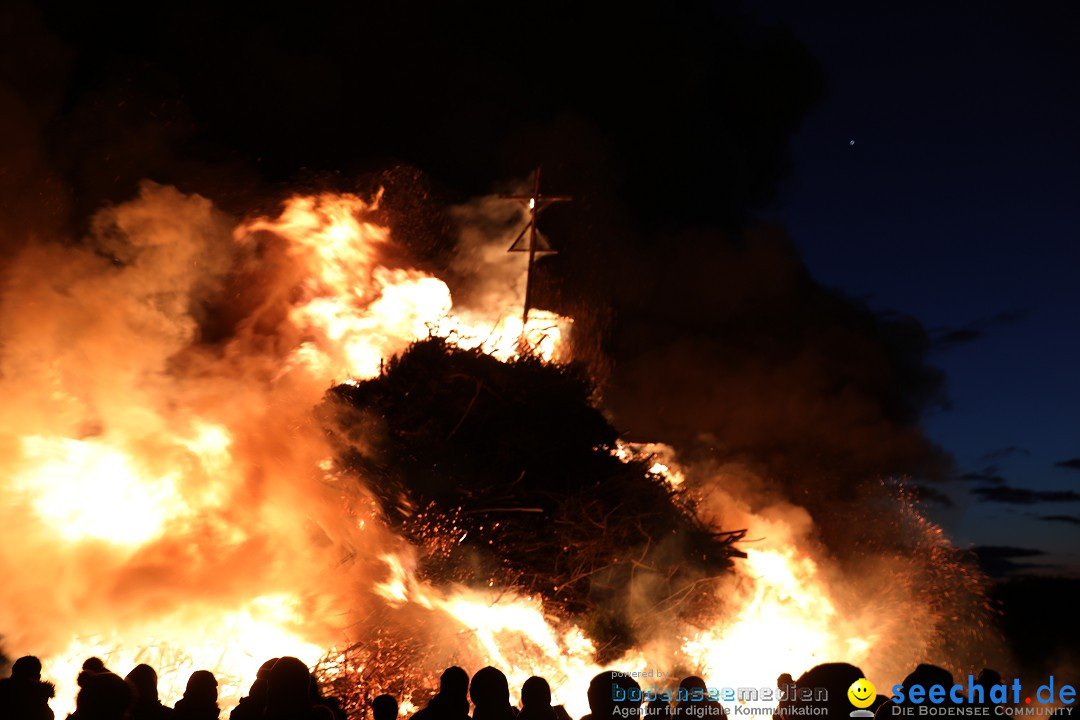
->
xmin=0 ymin=654 xmax=1032 ymax=720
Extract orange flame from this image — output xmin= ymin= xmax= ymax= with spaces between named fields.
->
xmin=0 ymin=183 xmax=963 ymax=719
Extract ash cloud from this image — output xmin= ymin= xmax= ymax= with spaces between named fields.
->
xmin=2 ymin=1 xmax=957 ymax=513
xmin=552 ymin=220 xmax=953 ymax=551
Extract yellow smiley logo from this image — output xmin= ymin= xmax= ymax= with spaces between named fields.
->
xmin=847 ymin=678 xmax=876 ymax=709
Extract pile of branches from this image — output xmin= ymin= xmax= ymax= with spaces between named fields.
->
xmin=323 ymin=337 xmax=745 ymax=660
xmin=314 ymin=631 xmax=438 ymax=720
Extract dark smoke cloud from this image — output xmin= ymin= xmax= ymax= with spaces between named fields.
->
xmin=1055 ymin=458 xmax=1080 ymax=471
xmin=7 ymin=2 xmax=823 ymax=224
xmin=1 ymin=1 xmax=952 ymax=563
xmin=553 ymin=222 xmax=952 ymax=516
xmin=0 ymin=4 xmax=73 ymax=247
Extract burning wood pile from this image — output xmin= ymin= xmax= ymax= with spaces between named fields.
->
xmin=0 ymin=184 xmax=993 ymax=719
xmin=323 ymin=337 xmax=747 ymax=664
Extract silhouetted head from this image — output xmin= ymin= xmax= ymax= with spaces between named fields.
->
xmin=240 ymin=658 xmax=279 ymax=705
xmin=79 ymin=658 xmax=109 ymax=689
xmin=777 ymin=674 xmax=794 ymax=690
xmin=126 ymin=664 xmax=159 ymax=704
xmin=84 ymin=658 xmax=107 ymax=674
xmin=183 ymin=670 xmax=218 ymax=708
xmin=440 ymin=666 xmax=469 ymax=698
xmin=258 ymin=659 xmax=280 ymax=680
xmin=521 ymin=677 xmax=551 ymax=709
xmin=265 ymin=656 xmax=312 ymax=719
xmin=11 ymin=656 xmax=43 ymax=681
xmin=789 ymin=663 xmax=864 ymax=719
xmin=678 ymin=677 xmax=707 ymax=701
xmin=372 ymin=694 xmax=398 ymax=720
xmin=77 ymin=671 xmax=134 ymax=720
xmin=470 ymin=666 xmax=510 ymax=709
xmin=588 ymin=671 xmax=641 ymax=719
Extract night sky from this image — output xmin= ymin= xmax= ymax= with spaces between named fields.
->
xmin=1 ymin=1 xmax=1077 ymax=576
xmin=753 ymin=0 xmax=1080 ymax=575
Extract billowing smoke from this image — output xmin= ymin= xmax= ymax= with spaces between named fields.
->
xmin=0 ymin=173 xmax=1000 ymax=719
xmin=435 ymin=196 xmax=1001 ymax=684
xmin=0 ymin=182 xmax=464 ymax=709
xmin=0 ymin=1 xmax=1010 ymax=716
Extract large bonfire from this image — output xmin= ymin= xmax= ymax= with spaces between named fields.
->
xmin=0 ymin=182 xmax=991 ymax=719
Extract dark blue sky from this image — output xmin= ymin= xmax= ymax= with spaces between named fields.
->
xmin=750 ymin=1 xmax=1080 ymax=573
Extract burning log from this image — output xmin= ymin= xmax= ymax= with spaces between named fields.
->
xmin=322 ymin=337 xmax=746 ymax=661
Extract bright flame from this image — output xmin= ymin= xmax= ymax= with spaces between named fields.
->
xmin=0 ymin=183 xmax=968 ymax=719
xmin=13 ymin=436 xmax=185 ymax=545
xmin=238 ymin=191 xmax=567 ymax=382
xmin=43 ymin=596 xmax=325 ymax=713
xmin=371 ymin=554 xmax=638 ymax=719
xmin=683 ymin=548 xmax=855 ymax=689
xmin=0 ymin=184 xmax=573 ymax=715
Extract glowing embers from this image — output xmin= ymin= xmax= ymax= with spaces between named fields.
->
xmin=13 ymin=436 xmax=186 ymax=544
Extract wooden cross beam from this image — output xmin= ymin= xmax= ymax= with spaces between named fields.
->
xmin=501 ymin=166 xmax=571 ymax=331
